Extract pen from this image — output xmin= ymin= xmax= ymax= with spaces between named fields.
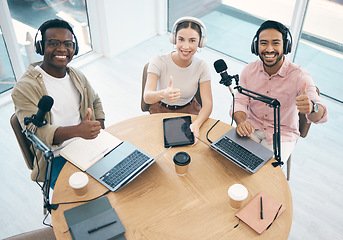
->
xmin=88 ymin=220 xmax=117 ymax=234
xmin=89 ymin=148 xmax=109 ymax=162
xmin=260 ymin=196 xmax=263 ymax=219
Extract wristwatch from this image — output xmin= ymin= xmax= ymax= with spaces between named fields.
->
xmin=311 ymin=100 xmax=318 ymax=114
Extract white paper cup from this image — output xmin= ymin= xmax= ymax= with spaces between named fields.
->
xmin=69 ymin=172 xmax=89 ymax=197
xmin=228 ymin=184 xmax=248 ymax=210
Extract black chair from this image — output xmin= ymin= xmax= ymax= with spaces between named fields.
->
xmin=286 ymin=87 xmax=320 ymax=181
xmin=3 ymin=227 xmax=56 ymax=240
xmin=10 ymin=113 xmax=46 ymax=214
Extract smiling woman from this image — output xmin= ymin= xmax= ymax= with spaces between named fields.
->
xmin=143 ymin=16 xmax=213 ymax=144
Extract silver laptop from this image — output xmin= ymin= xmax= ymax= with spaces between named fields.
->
xmin=210 ymin=129 xmax=273 ymax=173
xmin=86 ymin=141 xmax=154 ymax=192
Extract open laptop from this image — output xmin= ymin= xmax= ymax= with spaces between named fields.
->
xmin=209 ymin=129 xmax=273 ymax=173
xmin=86 ymin=141 xmax=154 ymax=192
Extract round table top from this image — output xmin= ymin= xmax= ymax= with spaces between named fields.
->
xmin=51 ymin=113 xmax=292 ymax=239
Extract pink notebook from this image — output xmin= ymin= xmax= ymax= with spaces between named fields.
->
xmin=235 ymin=191 xmax=286 ymax=234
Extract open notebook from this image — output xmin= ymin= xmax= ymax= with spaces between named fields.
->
xmin=235 ymin=191 xmax=286 ymax=234
xmin=60 ymin=130 xmax=122 ymax=171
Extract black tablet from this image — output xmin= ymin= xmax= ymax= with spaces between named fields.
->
xmin=163 ymin=116 xmax=194 ymax=148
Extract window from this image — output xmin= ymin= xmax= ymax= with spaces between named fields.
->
xmin=0 ymin=0 xmax=92 ymax=94
xmin=168 ymin=0 xmax=343 ymax=102
xmin=294 ymin=0 xmax=343 ymax=102
xmin=0 ymin=27 xmax=15 ymax=94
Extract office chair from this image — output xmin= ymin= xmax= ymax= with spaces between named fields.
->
xmin=141 ymin=63 xmax=202 ymax=112
xmin=141 ymin=63 xmax=151 ymax=112
xmin=286 ymin=86 xmax=320 ymax=181
xmin=10 ymin=113 xmax=46 ymax=214
xmin=3 ymin=227 xmax=56 ymax=240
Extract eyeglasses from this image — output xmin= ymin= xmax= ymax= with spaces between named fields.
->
xmin=44 ymin=39 xmax=75 ymax=49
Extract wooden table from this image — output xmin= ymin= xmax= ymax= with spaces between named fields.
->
xmin=51 ymin=113 xmax=293 ymax=239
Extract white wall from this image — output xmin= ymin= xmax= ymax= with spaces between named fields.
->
xmin=89 ymin=0 xmax=166 ymax=57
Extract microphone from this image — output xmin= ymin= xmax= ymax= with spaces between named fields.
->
xmin=25 ymin=95 xmax=54 ymax=130
xmin=214 ymin=59 xmax=234 ymax=95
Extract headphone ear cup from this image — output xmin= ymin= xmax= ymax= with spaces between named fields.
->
xmin=284 ymin=39 xmax=291 ymax=54
xmin=169 ymin=32 xmax=176 ymax=45
xmin=74 ymin=45 xmax=79 ymax=55
xmin=35 ymin=40 xmax=44 ymax=55
xmin=198 ymin=36 xmax=207 ymax=48
xmin=73 ymin=34 xmax=79 ymax=55
xmin=251 ymin=36 xmax=258 ymax=55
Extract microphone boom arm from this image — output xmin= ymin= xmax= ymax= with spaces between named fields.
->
xmin=234 ymin=86 xmax=282 ymax=167
xmin=23 ymin=127 xmax=58 ymax=213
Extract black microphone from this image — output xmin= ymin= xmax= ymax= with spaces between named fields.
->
xmin=25 ymin=95 xmax=54 ymax=129
xmin=214 ymin=59 xmax=234 ymax=95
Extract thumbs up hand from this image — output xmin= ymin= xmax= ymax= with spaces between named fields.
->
xmin=85 ymin=107 xmax=92 ymax=121
xmin=163 ymin=76 xmax=181 ymax=102
xmin=78 ymin=108 xmax=101 ymax=139
xmin=296 ymin=83 xmax=312 ymax=114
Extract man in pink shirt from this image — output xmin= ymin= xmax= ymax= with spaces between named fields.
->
xmin=232 ymin=20 xmax=328 ymax=164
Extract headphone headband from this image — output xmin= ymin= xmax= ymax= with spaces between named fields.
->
xmin=169 ymin=16 xmax=207 ymax=48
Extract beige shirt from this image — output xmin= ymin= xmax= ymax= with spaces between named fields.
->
xmin=11 ymin=62 xmax=105 ymax=181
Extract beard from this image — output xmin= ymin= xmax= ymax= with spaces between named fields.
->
xmin=259 ymin=53 xmax=284 ymax=68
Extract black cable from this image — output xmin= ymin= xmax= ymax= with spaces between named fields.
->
xmin=42 ymin=211 xmax=53 ymax=228
xmin=231 ymin=94 xmax=235 ymax=126
xmin=31 ymin=142 xmax=43 ymax=189
xmin=51 ymin=189 xmax=111 ymax=209
xmin=206 ymin=119 xmax=220 ymax=143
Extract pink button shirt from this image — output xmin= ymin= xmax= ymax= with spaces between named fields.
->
xmin=233 ymin=58 xmax=328 ymax=145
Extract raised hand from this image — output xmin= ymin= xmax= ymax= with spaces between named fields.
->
xmin=163 ymin=76 xmax=181 ymax=102
xmin=78 ymin=108 xmax=101 ymax=139
xmin=296 ymin=83 xmax=312 ymax=114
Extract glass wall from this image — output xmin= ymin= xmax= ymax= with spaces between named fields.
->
xmin=294 ymin=0 xmax=343 ymax=102
xmin=0 ymin=0 xmax=91 ymax=94
xmin=168 ymin=0 xmax=342 ymax=102
xmin=0 ymin=27 xmax=15 ymax=94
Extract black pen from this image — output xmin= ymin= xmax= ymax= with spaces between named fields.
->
xmin=88 ymin=220 xmax=117 ymax=234
xmin=260 ymin=196 xmax=263 ymax=219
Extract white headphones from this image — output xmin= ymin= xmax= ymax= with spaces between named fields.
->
xmin=169 ymin=16 xmax=207 ymax=48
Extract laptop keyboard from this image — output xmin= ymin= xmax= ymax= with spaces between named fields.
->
xmin=213 ymin=137 xmax=264 ymax=170
xmin=100 ymin=150 xmax=150 ymax=188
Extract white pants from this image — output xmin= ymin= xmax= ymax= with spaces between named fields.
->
xmin=251 ymin=130 xmax=297 ymax=168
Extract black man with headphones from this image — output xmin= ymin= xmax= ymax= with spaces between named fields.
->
xmin=12 ymin=19 xmax=105 ymax=188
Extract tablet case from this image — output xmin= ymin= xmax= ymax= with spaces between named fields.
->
xmin=64 ymin=196 xmax=126 ymax=240
xmin=163 ymin=116 xmax=194 ymax=148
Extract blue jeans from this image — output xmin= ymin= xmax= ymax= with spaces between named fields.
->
xmin=50 ymin=156 xmax=67 ymax=189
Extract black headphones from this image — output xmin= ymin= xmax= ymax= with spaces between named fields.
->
xmin=34 ymin=25 xmax=79 ymax=56
xmin=251 ymin=21 xmax=292 ymax=55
